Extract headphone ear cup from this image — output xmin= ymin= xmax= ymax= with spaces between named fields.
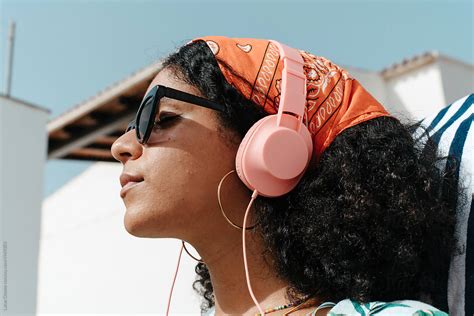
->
xmin=235 ymin=114 xmax=313 ymax=197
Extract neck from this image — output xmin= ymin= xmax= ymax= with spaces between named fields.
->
xmin=192 ymin=227 xmax=293 ymax=315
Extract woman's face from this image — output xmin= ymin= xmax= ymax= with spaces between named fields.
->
xmin=111 ymin=67 xmax=249 ymax=240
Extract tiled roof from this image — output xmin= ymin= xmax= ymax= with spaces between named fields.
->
xmin=380 ymin=50 xmax=473 ymax=79
xmin=380 ymin=51 xmax=440 ymax=79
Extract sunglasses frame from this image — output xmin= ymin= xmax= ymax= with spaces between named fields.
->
xmin=126 ymin=84 xmax=226 ymax=144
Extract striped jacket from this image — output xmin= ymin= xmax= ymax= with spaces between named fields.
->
xmin=414 ymin=94 xmax=473 ymax=316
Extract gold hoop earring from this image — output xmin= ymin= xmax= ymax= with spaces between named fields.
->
xmin=217 ymin=169 xmax=258 ymax=230
xmin=182 ymin=240 xmax=203 ymax=263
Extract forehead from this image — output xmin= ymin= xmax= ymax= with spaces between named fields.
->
xmin=146 ymin=67 xmax=177 ymax=95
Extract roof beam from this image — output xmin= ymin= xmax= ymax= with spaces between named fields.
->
xmin=61 ymin=153 xmax=117 ymax=162
xmin=48 ymin=109 xmax=134 ymax=159
xmin=68 ymin=148 xmax=115 ymax=160
xmin=94 ymin=135 xmax=118 ymax=145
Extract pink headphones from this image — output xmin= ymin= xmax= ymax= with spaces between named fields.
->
xmin=235 ymin=39 xmax=313 ymax=198
xmin=235 ymin=40 xmax=312 ymax=314
xmin=166 ymin=40 xmax=312 ymax=315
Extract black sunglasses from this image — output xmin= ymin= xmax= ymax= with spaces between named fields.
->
xmin=126 ymin=85 xmax=226 ymax=144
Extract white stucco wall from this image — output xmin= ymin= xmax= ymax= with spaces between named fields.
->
xmin=385 ymin=62 xmax=447 ymax=122
xmin=0 ymin=95 xmax=49 ymax=316
xmin=39 ymin=162 xmax=202 ymax=315
xmin=438 ymin=58 xmax=474 ymax=106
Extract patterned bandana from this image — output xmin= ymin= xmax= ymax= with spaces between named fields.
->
xmin=190 ymin=35 xmax=393 ymax=162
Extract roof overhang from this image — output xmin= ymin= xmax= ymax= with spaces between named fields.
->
xmin=47 ymin=60 xmax=163 ymax=161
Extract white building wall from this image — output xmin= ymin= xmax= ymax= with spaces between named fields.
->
xmin=385 ymin=62 xmax=447 ymax=122
xmin=38 ymin=162 xmax=201 ymax=315
xmin=0 ymin=95 xmax=49 ymax=316
xmin=438 ymin=58 xmax=474 ymax=106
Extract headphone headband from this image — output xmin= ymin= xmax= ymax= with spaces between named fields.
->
xmin=269 ymin=40 xmax=307 ymax=132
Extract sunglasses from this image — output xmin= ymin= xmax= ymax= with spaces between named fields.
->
xmin=126 ymin=85 xmax=226 ymax=144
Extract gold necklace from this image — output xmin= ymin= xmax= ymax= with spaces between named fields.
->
xmin=254 ymin=297 xmax=310 ymax=316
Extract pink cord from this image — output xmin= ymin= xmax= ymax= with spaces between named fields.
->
xmin=166 ymin=242 xmax=184 ymax=316
xmin=166 ymin=190 xmax=262 ymax=315
xmin=242 ymin=189 xmax=264 ymax=315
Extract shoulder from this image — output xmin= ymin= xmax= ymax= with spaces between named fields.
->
xmin=326 ymin=299 xmax=448 ymax=316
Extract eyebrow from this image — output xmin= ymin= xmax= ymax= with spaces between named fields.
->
xmin=153 ymin=101 xmax=184 ymax=119
xmin=158 ymin=96 xmax=191 ymax=112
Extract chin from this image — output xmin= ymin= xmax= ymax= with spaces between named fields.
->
xmin=123 ymin=209 xmax=154 ymax=237
xmin=123 ymin=206 xmax=171 ymax=238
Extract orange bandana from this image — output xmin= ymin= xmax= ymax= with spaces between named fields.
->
xmin=190 ymin=36 xmax=392 ymax=161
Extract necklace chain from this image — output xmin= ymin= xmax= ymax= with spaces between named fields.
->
xmin=254 ymin=301 xmax=295 ymax=315
xmin=254 ymin=297 xmax=309 ymax=316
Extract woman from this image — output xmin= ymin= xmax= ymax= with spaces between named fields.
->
xmin=110 ymin=36 xmax=459 ymax=315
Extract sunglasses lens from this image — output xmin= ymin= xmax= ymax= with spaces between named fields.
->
xmin=136 ymin=96 xmax=154 ymax=142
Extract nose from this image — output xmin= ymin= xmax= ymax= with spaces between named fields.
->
xmin=111 ymin=130 xmax=143 ymax=164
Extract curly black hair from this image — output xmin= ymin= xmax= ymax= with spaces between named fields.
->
xmin=160 ymin=39 xmax=464 ymax=313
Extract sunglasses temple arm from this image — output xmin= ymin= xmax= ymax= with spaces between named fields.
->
xmin=163 ymin=86 xmax=225 ymax=112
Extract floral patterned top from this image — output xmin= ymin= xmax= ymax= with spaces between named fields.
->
xmin=203 ymin=299 xmax=448 ymax=315
xmin=323 ymin=299 xmax=447 ymax=315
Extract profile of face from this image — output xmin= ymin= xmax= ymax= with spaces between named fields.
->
xmin=111 ymin=67 xmax=253 ymax=242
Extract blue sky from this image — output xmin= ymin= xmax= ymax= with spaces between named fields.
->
xmin=0 ymin=0 xmax=472 ymax=197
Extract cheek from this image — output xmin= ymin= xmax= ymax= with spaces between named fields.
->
xmin=146 ymin=130 xmax=173 ymax=144
xmin=123 ymin=143 xmax=217 ymax=237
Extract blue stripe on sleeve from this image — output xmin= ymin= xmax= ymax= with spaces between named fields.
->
xmin=430 ymin=94 xmax=473 ymax=145
xmin=424 ymin=104 xmax=451 ymax=134
xmin=443 ymin=114 xmax=473 ymax=209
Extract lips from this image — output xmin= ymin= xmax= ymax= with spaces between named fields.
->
xmin=120 ymin=173 xmax=144 ymax=198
